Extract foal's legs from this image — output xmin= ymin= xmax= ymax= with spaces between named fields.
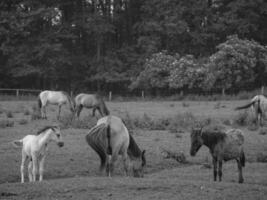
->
xmin=39 ymin=155 xmax=46 ymax=181
xmin=20 ymin=151 xmax=27 ymax=183
xmin=32 ymin=155 xmax=38 ymax=182
xmin=212 ymin=157 xmax=218 ymax=181
xmin=28 ymin=161 xmax=33 ymax=182
xmin=218 ymin=160 xmax=223 ymax=181
xmin=237 ymin=160 xmax=244 ymax=183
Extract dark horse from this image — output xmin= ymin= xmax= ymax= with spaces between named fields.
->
xmin=85 ymin=115 xmax=146 ymax=177
xmin=74 ymin=93 xmax=110 ymax=118
xmin=190 ymin=126 xmax=245 ymax=183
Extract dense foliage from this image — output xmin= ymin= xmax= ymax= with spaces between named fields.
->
xmin=0 ymin=0 xmax=267 ymax=94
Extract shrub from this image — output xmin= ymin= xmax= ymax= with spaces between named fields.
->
xmin=259 ymin=128 xmax=267 ymax=135
xmin=23 ymin=109 xmax=31 ymax=116
xmin=256 ymin=153 xmax=267 ymax=163
xmin=59 ymin=114 xmax=97 ymax=129
xmin=31 ymin=104 xmax=41 ymax=120
xmin=18 ymin=119 xmax=28 ymax=125
xmin=5 ymin=111 xmax=13 ymax=118
xmin=0 ymin=120 xmax=14 ymax=128
xmin=182 ymin=102 xmax=190 ymax=107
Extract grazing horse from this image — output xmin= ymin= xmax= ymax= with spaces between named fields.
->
xmin=74 ymin=93 xmax=110 ymax=118
xmin=38 ymin=90 xmax=75 ymax=119
xmin=235 ymin=95 xmax=267 ymax=126
xmin=85 ymin=115 xmax=146 ymax=177
xmin=12 ymin=126 xmax=64 ymax=183
xmin=190 ymin=126 xmax=245 ymax=183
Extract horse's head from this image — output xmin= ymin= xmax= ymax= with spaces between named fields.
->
xmin=190 ymin=127 xmax=203 ymax=156
xmin=50 ymin=126 xmax=64 ymax=147
xmin=132 ymin=150 xmax=146 ymax=178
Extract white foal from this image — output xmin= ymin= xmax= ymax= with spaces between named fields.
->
xmin=12 ymin=126 xmax=64 ymax=183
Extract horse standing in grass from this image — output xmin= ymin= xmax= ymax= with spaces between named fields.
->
xmin=38 ymin=90 xmax=75 ymax=120
xmin=85 ymin=115 xmax=146 ymax=177
xmin=190 ymin=127 xmax=245 ymax=183
xmin=12 ymin=126 xmax=64 ymax=183
xmin=74 ymin=93 xmax=110 ymax=118
xmin=235 ymin=95 xmax=267 ymax=126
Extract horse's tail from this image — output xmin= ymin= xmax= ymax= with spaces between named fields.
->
xmin=12 ymin=139 xmax=23 ymax=148
xmin=37 ymin=95 xmax=42 ymax=109
xmin=235 ymin=101 xmax=255 ymax=110
xmin=85 ymin=124 xmax=107 ymax=171
xmin=106 ymin=123 xmax=112 ymax=156
xmin=240 ymin=150 xmax=246 ymax=167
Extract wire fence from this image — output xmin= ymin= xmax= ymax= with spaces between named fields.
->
xmin=0 ymin=86 xmax=265 ymax=101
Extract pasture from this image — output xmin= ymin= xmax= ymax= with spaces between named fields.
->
xmin=0 ymin=100 xmax=267 ymax=200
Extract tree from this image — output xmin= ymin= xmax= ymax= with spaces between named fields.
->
xmin=208 ymin=35 xmax=267 ymax=91
xmin=130 ymin=51 xmax=179 ymax=91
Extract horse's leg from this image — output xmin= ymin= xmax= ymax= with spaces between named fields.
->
xmin=20 ymin=151 xmax=27 ymax=183
xmin=28 ymin=160 xmax=33 ymax=182
xmin=39 ymin=155 xmax=46 ymax=181
xmin=57 ymin=105 xmax=62 ymax=120
xmin=92 ymin=107 xmax=96 ymax=117
xmin=237 ymin=160 xmax=244 ymax=183
xmin=212 ymin=156 xmax=218 ymax=181
xmin=76 ymin=105 xmax=83 ymax=118
xmin=218 ymin=160 xmax=223 ymax=182
xmin=31 ymin=155 xmax=38 ymax=182
xmin=122 ymin=151 xmax=129 ymax=176
xmin=106 ymin=153 xmax=117 ymax=177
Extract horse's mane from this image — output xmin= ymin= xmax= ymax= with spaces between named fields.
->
xmin=36 ymin=126 xmax=57 ymax=135
xmin=95 ymin=94 xmax=110 ymax=116
xmin=61 ymin=91 xmax=75 ymax=109
xmin=201 ymin=128 xmax=227 ymax=147
xmin=128 ymin=134 xmax=142 ymax=158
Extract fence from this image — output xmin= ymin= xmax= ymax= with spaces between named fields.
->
xmin=0 ymin=88 xmax=42 ymax=100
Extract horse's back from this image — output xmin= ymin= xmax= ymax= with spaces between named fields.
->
xmin=21 ymin=135 xmax=37 ymax=156
xmin=97 ymin=116 xmax=129 ymax=151
xmin=220 ymin=129 xmax=244 ymax=160
xmin=75 ymin=93 xmax=98 ymax=107
xmin=41 ymin=91 xmax=68 ymax=104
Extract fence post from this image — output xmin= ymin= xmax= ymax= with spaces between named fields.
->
xmin=109 ymin=91 xmax=112 ymax=101
xmin=141 ymin=90 xmax=145 ymax=99
xmin=261 ymin=86 xmax=264 ymax=95
xmin=222 ymin=88 xmax=225 ymax=96
xmin=16 ymin=89 xmax=19 ymax=98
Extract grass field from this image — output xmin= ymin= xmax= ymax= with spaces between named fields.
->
xmin=0 ymin=100 xmax=267 ymax=200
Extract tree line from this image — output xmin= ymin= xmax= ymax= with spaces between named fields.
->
xmin=0 ymin=0 xmax=267 ymax=95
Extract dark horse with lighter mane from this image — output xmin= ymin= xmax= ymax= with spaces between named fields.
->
xmin=190 ymin=126 xmax=245 ymax=183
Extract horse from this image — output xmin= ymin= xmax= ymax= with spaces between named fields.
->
xmin=12 ymin=126 xmax=64 ymax=183
xmin=190 ymin=126 xmax=245 ymax=183
xmin=38 ymin=90 xmax=75 ymax=120
xmin=74 ymin=93 xmax=110 ymax=118
xmin=235 ymin=95 xmax=267 ymax=126
xmin=85 ymin=115 xmax=146 ymax=177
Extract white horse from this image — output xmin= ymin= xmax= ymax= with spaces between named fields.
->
xmin=12 ymin=126 xmax=64 ymax=183
xmin=235 ymin=95 xmax=267 ymax=126
xmin=85 ymin=115 xmax=146 ymax=177
xmin=38 ymin=90 xmax=75 ymax=119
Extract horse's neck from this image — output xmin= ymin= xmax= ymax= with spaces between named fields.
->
xmin=202 ymin=132 xmax=218 ymax=151
xmin=37 ymin=131 xmax=52 ymax=147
